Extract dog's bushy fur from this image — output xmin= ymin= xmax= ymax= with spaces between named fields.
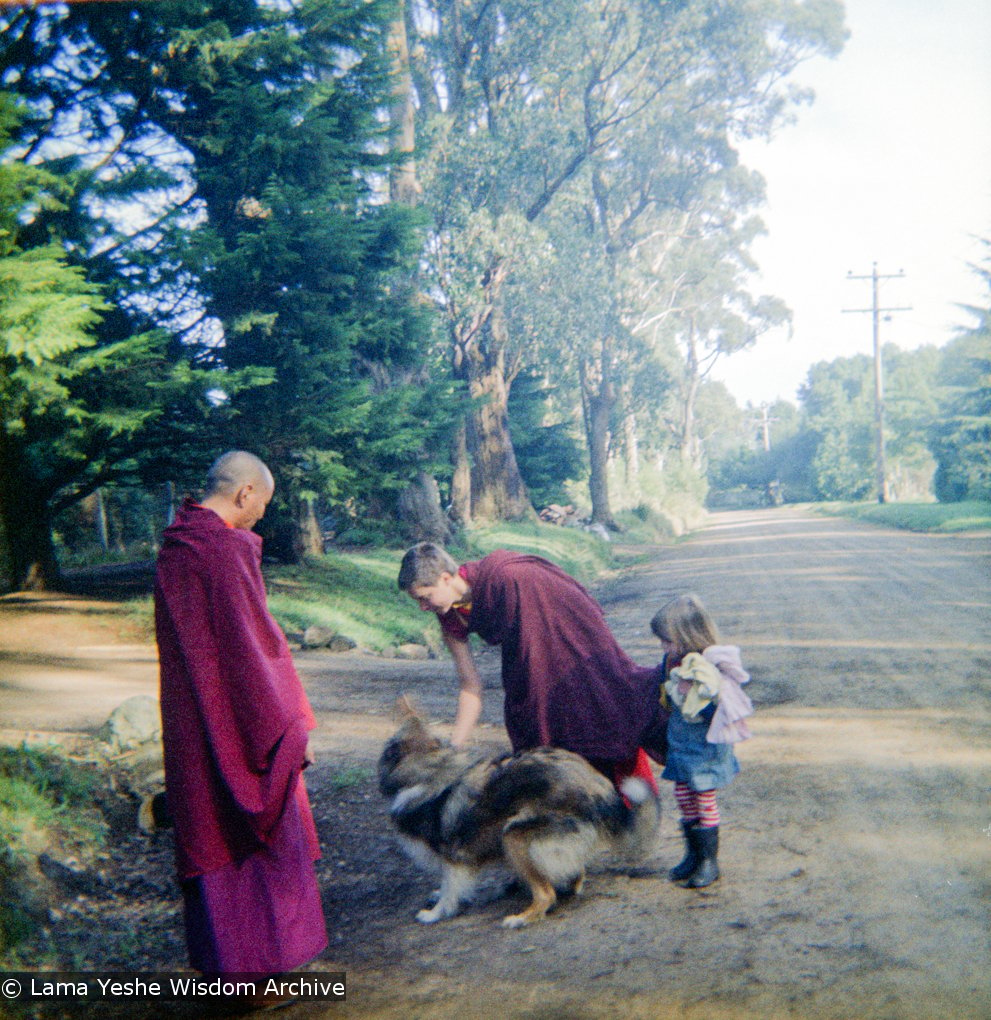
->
xmin=378 ymin=698 xmax=660 ymax=928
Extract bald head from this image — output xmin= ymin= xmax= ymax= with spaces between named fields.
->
xmin=201 ymin=450 xmax=275 ymax=530
xmin=205 ymin=451 xmax=273 ymax=498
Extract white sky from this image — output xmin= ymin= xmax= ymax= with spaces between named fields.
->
xmin=712 ymin=0 xmax=991 ymax=408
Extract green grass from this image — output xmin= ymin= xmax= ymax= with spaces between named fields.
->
xmin=328 ymin=766 xmax=375 ymax=790
xmin=101 ymin=520 xmax=646 ymax=654
xmin=0 ymin=746 xmax=107 ymax=955
xmin=460 ymin=521 xmax=617 ymax=581
xmin=262 ymin=520 xmax=626 ymax=653
xmin=0 ymin=746 xmax=105 ymax=857
xmin=815 ymin=500 xmax=991 ymax=533
xmin=265 ymin=549 xmax=432 ymax=652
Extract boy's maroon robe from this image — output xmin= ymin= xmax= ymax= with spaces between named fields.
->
xmin=155 ymin=500 xmax=326 ymax=974
xmin=441 ymin=550 xmax=664 ymax=761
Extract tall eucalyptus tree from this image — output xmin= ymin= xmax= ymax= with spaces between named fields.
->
xmin=408 ymin=0 xmax=845 ymax=522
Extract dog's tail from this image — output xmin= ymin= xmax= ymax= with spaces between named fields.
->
xmin=614 ymin=777 xmax=660 ymax=859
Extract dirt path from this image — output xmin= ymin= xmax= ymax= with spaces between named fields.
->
xmin=2 ymin=508 xmax=990 ymax=1020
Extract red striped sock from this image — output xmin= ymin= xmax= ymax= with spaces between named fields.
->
xmin=695 ymin=789 xmax=720 ymax=828
xmin=674 ymin=782 xmax=699 ymax=822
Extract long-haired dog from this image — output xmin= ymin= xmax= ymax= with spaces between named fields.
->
xmin=378 ymin=697 xmax=660 ymax=928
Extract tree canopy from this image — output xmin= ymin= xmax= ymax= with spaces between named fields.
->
xmin=19 ymin=2 xmax=990 ymax=587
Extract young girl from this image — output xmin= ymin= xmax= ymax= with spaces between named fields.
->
xmin=650 ymin=594 xmax=753 ymax=888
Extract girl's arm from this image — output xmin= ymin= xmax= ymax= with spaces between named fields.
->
xmin=444 ymin=631 xmax=484 ymax=747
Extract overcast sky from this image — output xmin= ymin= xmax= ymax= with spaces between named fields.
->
xmin=711 ymin=0 xmax=991 ymax=408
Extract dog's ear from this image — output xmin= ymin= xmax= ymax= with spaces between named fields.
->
xmin=394 ymin=693 xmax=420 ymax=722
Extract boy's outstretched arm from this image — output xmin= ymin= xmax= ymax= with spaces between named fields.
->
xmin=445 ymin=631 xmax=483 ymax=747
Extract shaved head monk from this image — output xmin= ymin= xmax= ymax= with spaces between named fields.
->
xmin=155 ymin=451 xmax=327 ymax=984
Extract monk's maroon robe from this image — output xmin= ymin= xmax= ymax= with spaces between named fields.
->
xmin=155 ymin=500 xmax=326 ymax=974
xmin=440 ymin=550 xmax=664 ymax=761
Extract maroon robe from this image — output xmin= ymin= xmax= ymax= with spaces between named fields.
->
xmin=440 ymin=550 xmax=664 ymax=761
xmin=155 ymin=500 xmax=326 ymax=974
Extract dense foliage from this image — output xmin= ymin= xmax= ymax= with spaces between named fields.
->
xmin=708 ymin=290 xmax=991 ymax=508
xmin=2 ymin=1 xmax=987 ymax=590
xmin=928 ymin=248 xmax=991 ymax=502
xmin=1 ymin=0 xmax=443 ymax=583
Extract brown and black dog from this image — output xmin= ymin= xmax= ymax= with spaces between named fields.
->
xmin=378 ymin=697 xmax=659 ymax=928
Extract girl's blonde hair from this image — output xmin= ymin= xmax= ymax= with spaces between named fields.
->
xmin=650 ymin=594 xmax=720 ymax=656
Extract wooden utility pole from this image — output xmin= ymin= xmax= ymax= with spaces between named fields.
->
xmin=754 ymin=403 xmax=779 ymax=453
xmin=753 ymin=403 xmax=782 ymax=505
xmin=843 ymin=264 xmax=911 ymax=504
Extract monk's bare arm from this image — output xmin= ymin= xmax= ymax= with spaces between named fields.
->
xmin=445 ymin=631 xmax=483 ymax=747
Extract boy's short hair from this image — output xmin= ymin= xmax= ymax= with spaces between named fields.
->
xmin=398 ymin=542 xmax=459 ymax=591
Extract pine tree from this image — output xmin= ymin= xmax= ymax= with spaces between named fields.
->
xmin=930 ymin=246 xmax=991 ymax=501
xmin=75 ymin=0 xmax=445 ymax=554
xmin=0 ymin=94 xmax=165 ymax=588
xmin=2 ymin=1 xmax=447 ymax=570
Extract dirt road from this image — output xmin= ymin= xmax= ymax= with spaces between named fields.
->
xmin=2 ymin=508 xmax=990 ymax=1020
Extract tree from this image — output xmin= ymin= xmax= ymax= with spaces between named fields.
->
xmin=707 ymin=399 xmax=815 ymax=506
xmin=637 ymin=180 xmax=791 ymax=476
xmin=409 ymin=0 xmax=845 ymax=524
xmin=88 ymin=0 xmax=440 ymax=553
xmin=799 ymin=345 xmax=941 ymax=502
xmin=6 ymin=0 xmax=446 ymax=559
xmin=881 ymin=344 xmax=939 ymax=501
xmin=0 ymin=91 xmax=218 ymax=589
xmin=801 ymin=355 xmax=876 ymax=500
xmin=508 ymin=371 xmax=586 ymax=509
xmin=929 ymin=249 xmax=991 ymax=501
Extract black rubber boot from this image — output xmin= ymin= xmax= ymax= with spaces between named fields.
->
xmin=684 ymin=825 xmax=719 ymax=888
xmin=668 ymin=819 xmax=700 ymax=882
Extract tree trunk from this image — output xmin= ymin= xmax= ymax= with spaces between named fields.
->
xmin=581 ymin=338 xmax=619 ymax=529
xmin=0 ymin=433 xmax=60 ymax=590
xmin=388 ymin=2 xmax=459 ymax=544
xmin=450 ymin=422 xmax=472 ymax=527
xmin=586 ymin=384 xmax=614 ymax=527
xmin=622 ymin=391 xmax=641 ymax=503
xmin=94 ymin=488 xmax=110 ymax=552
xmin=298 ymin=497 xmax=323 ymax=557
xmin=452 ymin=264 xmax=534 ymax=523
xmin=680 ymin=316 xmax=702 ymax=469
xmin=398 ymin=471 xmax=453 ymax=544
xmin=11 ymin=518 xmax=58 ymax=591
xmin=0 ymin=485 xmax=59 ymax=591
xmin=162 ymin=481 xmax=176 ymax=528
xmin=387 ymin=1 xmax=421 ymax=206
xmin=583 ymin=172 xmax=622 ymax=529
xmin=466 ymin=365 xmax=533 ymax=520
xmin=464 ymin=302 xmax=534 ymax=522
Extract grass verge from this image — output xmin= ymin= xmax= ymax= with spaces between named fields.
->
xmin=0 ymin=746 xmax=106 ymax=955
xmin=815 ymin=500 xmax=991 ymax=533
xmin=101 ymin=519 xmax=662 ymax=654
xmin=264 ymin=521 xmax=625 ymax=652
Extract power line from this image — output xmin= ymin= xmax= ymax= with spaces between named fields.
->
xmin=843 ymin=263 xmax=912 ymax=504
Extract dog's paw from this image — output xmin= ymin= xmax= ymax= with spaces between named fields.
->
xmin=500 ymin=912 xmax=530 ymax=929
xmin=417 ymin=901 xmax=457 ymax=924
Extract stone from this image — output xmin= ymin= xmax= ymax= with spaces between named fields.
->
xmin=302 ymin=625 xmax=337 ymax=649
xmin=98 ymin=695 xmax=161 ymax=753
xmin=395 ymin=643 xmax=430 ymax=660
